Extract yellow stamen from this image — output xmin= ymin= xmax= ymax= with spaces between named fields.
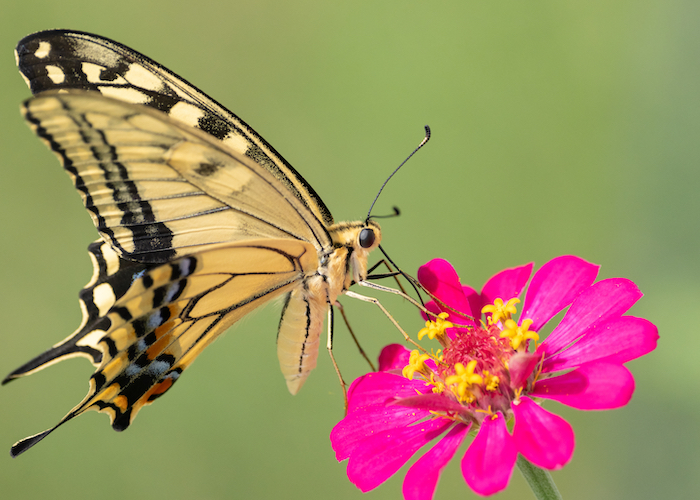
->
xmin=402 ymin=350 xmax=432 ymax=380
xmin=429 ymin=372 xmax=445 ymax=394
xmin=475 ymin=405 xmax=492 ymax=414
xmin=418 ymin=312 xmax=454 ymax=340
xmin=445 ymin=360 xmax=483 ymax=402
xmin=481 ymin=297 xmax=521 ymax=325
xmin=500 ymin=318 xmax=539 ymax=350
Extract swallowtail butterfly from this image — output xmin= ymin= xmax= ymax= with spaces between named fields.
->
xmin=6 ymin=30 xmax=387 ymax=456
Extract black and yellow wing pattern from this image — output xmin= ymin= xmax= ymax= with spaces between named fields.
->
xmin=6 ymin=30 xmax=382 ymax=456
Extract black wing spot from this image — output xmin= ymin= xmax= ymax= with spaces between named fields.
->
xmin=114 ymin=307 xmax=133 ymax=322
xmin=195 ymin=161 xmax=221 ymax=177
xmin=142 ymin=274 xmax=154 ymax=289
xmin=99 ymin=61 xmax=130 ymax=82
xmin=101 ymin=335 xmax=118 ymax=357
xmin=198 ymin=112 xmax=232 ymax=140
xmin=145 ymin=92 xmax=179 ymax=113
xmin=132 ymin=317 xmax=147 ymax=338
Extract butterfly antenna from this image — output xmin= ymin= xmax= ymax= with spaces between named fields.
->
xmin=366 ymin=125 xmax=431 ymax=221
xmin=370 ymin=206 xmax=401 ymax=219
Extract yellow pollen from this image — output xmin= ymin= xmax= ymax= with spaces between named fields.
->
xmin=418 ymin=312 xmax=454 ymax=340
xmin=500 ymin=318 xmax=539 ymax=350
xmin=445 ymin=360 xmax=483 ymax=402
xmin=483 ymin=370 xmax=500 ymax=392
xmin=402 ymin=350 xmax=432 ymax=380
xmin=482 ymin=297 xmax=521 ymax=325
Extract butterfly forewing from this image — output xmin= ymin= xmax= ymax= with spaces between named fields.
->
xmin=15 ymin=29 xmax=333 ymax=228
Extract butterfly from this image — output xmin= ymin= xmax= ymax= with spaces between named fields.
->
xmin=5 ymin=30 xmax=390 ymax=456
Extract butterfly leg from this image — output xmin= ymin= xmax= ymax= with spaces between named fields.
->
xmin=364 ymin=272 xmax=476 ymax=326
xmin=356 ymin=280 xmax=442 ymax=322
xmin=326 ymin=306 xmax=349 ymax=413
xmin=334 ymin=300 xmax=376 ymax=372
xmin=344 ymin=290 xmax=427 ymax=353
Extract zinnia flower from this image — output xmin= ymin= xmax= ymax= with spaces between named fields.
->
xmin=331 ymin=256 xmax=658 ymax=498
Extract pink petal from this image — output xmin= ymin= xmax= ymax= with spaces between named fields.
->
xmin=512 ymin=397 xmax=574 ymax=469
xmin=508 ymin=352 xmax=542 ymax=389
xmin=461 ymin=413 xmax=517 ymax=496
xmin=542 ymin=316 xmax=658 ymax=372
xmin=531 ymin=362 xmax=635 ymax=409
xmin=346 ymin=418 xmax=453 ymax=492
xmin=417 ymin=259 xmax=475 ymax=323
xmin=480 ymin=262 xmax=534 ymax=307
xmin=378 ymin=344 xmax=412 ymax=372
xmin=393 ymin=393 xmax=467 ymax=413
xmin=463 ymin=285 xmax=482 ymax=322
xmin=521 ymin=256 xmax=599 ymax=332
xmin=331 ymin=404 xmax=431 ymax=460
xmin=542 ymin=278 xmax=643 ymax=355
xmin=347 ymin=372 xmax=430 ymax=413
xmin=403 ymin=423 xmax=470 ymax=500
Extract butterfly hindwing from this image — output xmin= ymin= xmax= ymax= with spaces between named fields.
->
xmin=3 ymin=240 xmax=142 ymax=381
xmin=6 ymin=236 xmax=319 ymax=455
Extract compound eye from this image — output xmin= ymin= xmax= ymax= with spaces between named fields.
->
xmin=359 ymin=228 xmax=376 ymax=249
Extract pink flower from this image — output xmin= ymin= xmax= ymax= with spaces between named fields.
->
xmin=331 ymin=256 xmax=658 ymax=498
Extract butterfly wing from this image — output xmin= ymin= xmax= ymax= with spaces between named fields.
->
xmin=15 ymin=29 xmax=333 ymax=230
xmin=5 ymin=90 xmax=335 ymax=455
xmin=7 ymin=238 xmax=318 ymax=457
xmin=22 ymin=90 xmax=331 ymax=262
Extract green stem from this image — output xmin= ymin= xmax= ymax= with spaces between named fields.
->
xmin=516 ymin=455 xmax=563 ymax=500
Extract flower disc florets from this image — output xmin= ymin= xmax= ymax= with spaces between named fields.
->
xmin=405 ymin=298 xmax=537 ymax=425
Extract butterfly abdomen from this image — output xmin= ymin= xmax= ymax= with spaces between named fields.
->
xmin=277 ymin=281 xmax=327 ymax=394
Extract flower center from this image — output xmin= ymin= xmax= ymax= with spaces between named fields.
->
xmin=402 ymin=298 xmax=539 ymax=419
xmin=444 ymin=361 xmax=483 ymax=403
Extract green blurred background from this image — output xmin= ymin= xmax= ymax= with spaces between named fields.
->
xmin=0 ymin=1 xmax=694 ymax=499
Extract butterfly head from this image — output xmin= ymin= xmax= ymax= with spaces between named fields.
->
xmin=327 ymin=220 xmax=381 ymax=286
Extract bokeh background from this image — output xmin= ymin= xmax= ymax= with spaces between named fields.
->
xmin=0 ymin=1 xmax=694 ymax=499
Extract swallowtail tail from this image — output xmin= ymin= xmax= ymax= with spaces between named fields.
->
xmin=6 ymin=30 xmax=387 ymax=456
